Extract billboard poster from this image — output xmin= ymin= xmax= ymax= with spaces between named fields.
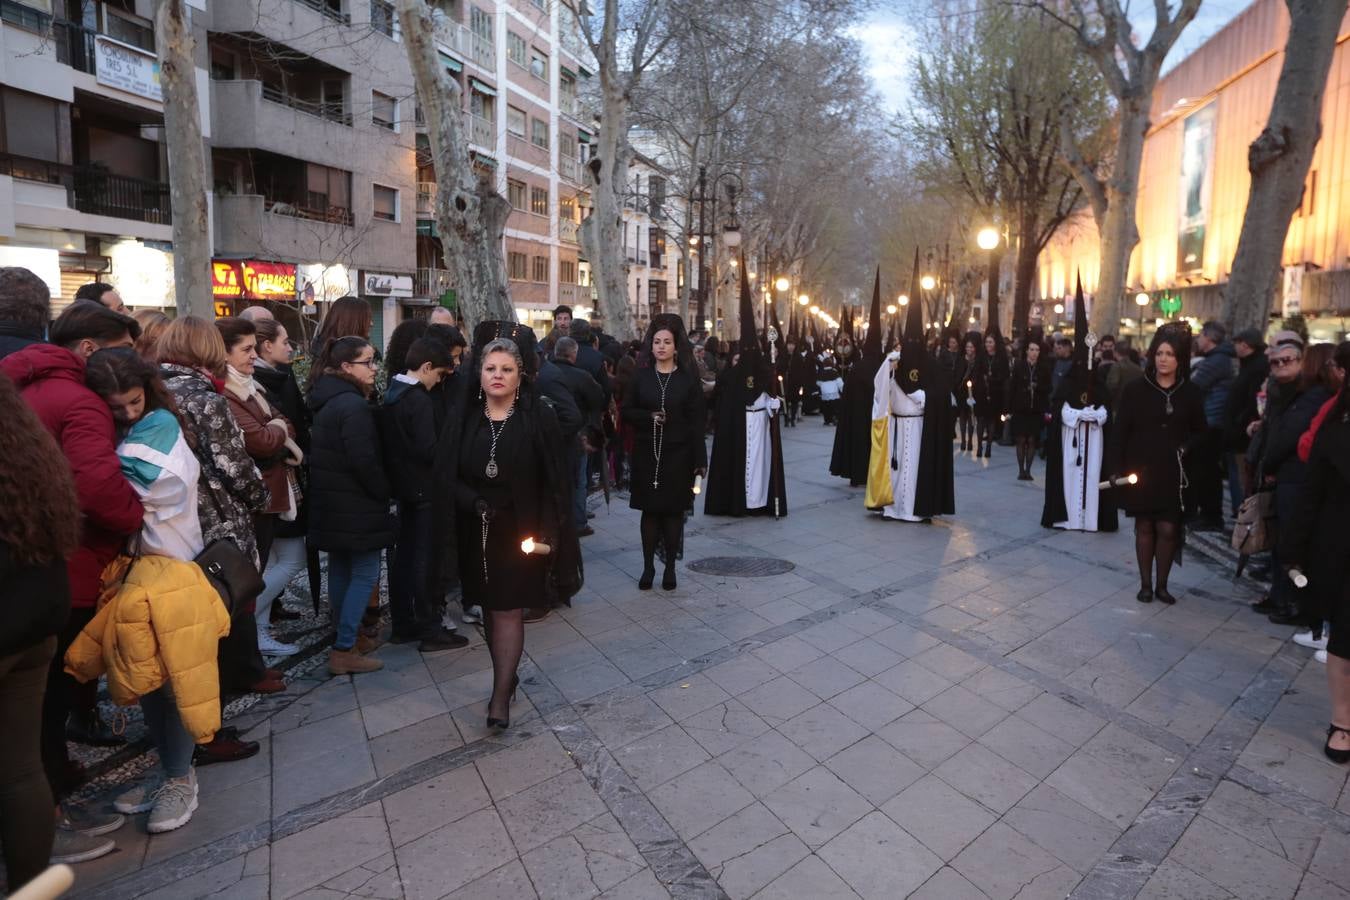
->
xmin=1177 ymin=103 xmax=1216 ymax=275
xmin=212 ymin=260 xmax=297 ymax=301
xmin=95 ymin=36 xmax=162 ymax=102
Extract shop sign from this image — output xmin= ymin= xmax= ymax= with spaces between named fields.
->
xmin=362 ymin=271 xmax=413 ymax=298
xmin=108 ymin=240 xmax=173 ymax=307
xmin=297 ymin=263 xmax=352 ymax=307
xmin=1282 ymin=264 xmax=1305 ymax=318
xmin=95 ymin=35 xmax=162 ymax=102
xmin=212 ymin=259 xmax=297 ymax=300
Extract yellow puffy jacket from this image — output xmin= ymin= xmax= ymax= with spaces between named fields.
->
xmin=65 ymin=555 xmax=231 ymax=743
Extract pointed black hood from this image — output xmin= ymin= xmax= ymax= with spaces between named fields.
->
xmin=735 ymin=254 xmax=774 ymax=400
xmin=897 ymin=248 xmax=926 ymax=394
xmin=738 ymin=257 xmax=758 ymax=357
xmin=1063 ymin=272 xmax=1093 ymax=408
xmin=863 ymin=267 xmax=883 ymax=360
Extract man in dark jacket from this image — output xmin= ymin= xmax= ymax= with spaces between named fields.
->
xmin=0 ymin=266 xmax=51 ymax=359
xmin=380 ymin=338 xmax=467 ymax=652
xmin=553 ymin=336 xmax=605 ymax=533
xmin=569 ymin=319 xmax=610 ymax=408
xmin=0 ymin=300 xmax=144 ymax=854
xmin=1224 ymin=329 xmax=1269 ymax=514
xmin=1188 ymin=321 xmax=1238 ymax=530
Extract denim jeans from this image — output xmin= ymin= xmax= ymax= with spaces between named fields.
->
xmin=329 ymin=549 xmax=382 ymax=650
xmin=390 ymin=503 xmax=438 ymax=639
xmin=139 ymin=685 xmax=194 ymax=778
xmin=260 ymin=536 xmax=307 ymax=621
xmin=573 ymin=451 xmax=588 ymax=528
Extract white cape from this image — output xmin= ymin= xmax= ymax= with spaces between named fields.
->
xmin=745 ymin=392 xmax=781 ymax=508
xmin=874 ymin=353 xmax=926 ymax=522
xmin=1054 ymin=404 xmax=1108 ymax=532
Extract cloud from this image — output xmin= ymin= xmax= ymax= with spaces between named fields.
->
xmin=850 ymin=9 xmax=918 ymax=116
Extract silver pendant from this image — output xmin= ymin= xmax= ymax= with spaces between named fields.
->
xmin=1165 ymin=400 xmax=1173 ymax=416
xmin=486 ymin=459 xmax=499 ymax=479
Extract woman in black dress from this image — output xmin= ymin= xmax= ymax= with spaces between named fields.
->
xmin=972 ymin=332 xmax=1007 ymax=459
xmin=438 ymin=334 xmax=580 ymax=729
xmin=955 ymin=337 xmax=976 ymax=452
xmin=1009 ymin=338 xmax=1050 ymax=480
xmin=1111 ymin=327 xmax=1206 ymax=604
xmin=622 ymin=315 xmax=707 ymax=591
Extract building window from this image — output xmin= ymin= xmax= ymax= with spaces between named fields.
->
xmin=507 ymin=179 xmax=526 ymax=210
xmin=649 ymin=175 xmax=666 ymax=213
xmin=560 ymin=73 xmax=577 ymax=102
xmin=507 ymin=31 xmax=527 ymax=67
xmin=506 ymin=105 xmax=526 ymax=138
xmin=371 ymin=91 xmax=397 ymax=131
xmin=559 ymin=197 xmax=576 ymax=222
xmin=530 ymin=48 xmax=547 ymax=80
xmin=370 ymin=0 xmax=395 ymax=37
xmin=532 ymin=256 xmax=548 ymax=282
xmin=1 ymin=88 xmax=62 ymax=168
xmin=306 ymin=163 xmax=352 ymax=218
xmin=470 ymin=6 xmax=492 ymax=40
xmin=508 ymin=251 xmax=528 ymax=280
xmin=469 ymin=90 xmax=494 ymax=123
xmin=531 ymin=117 xmax=549 ymax=149
xmin=530 ymin=186 xmax=548 ymax=216
xmin=373 ymin=184 xmax=399 ymax=222
xmin=560 ymin=260 xmax=577 ymax=284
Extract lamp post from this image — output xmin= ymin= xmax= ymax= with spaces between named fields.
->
xmin=976 ymin=225 xmax=1002 ymax=334
xmin=1134 ymin=291 xmax=1151 ymax=342
xmin=689 ymin=165 xmax=743 ymax=336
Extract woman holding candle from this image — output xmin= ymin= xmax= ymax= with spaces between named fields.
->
xmin=433 ymin=326 xmax=579 ymax=729
xmin=1009 ymin=338 xmax=1050 ymax=480
xmin=1111 ymin=326 xmax=1207 ymax=604
xmin=622 ymin=314 xmax=707 ymax=591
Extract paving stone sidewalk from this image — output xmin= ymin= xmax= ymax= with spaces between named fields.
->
xmin=63 ymin=421 xmax=1347 ymax=900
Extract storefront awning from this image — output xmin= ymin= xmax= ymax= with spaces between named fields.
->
xmin=577 ymin=129 xmax=592 ymax=143
xmin=469 ymin=77 xmax=496 ymax=96
xmin=560 ymin=65 xmax=576 ymax=79
xmin=440 ymin=51 xmax=463 ymax=73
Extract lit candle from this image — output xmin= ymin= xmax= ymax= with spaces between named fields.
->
xmin=521 ymin=538 xmax=552 ymax=555
xmin=1290 ymin=568 xmax=1308 ymax=589
xmin=1098 ymin=474 xmax=1139 ymax=489
xmin=692 ymin=474 xmax=703 ymax=495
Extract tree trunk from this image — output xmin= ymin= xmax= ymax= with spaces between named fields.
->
xmin=677 ymin=201 xmax=693 ymax=325
xmin=581 ymin=80 xmax=638 ymax=339
xmin=1012 ymin=235 xmax=1039 ymax=338
xmin=1223 ymin=0 xmax=1347 ymax=333
xmin=1090 ymin=92 xmax=1147 ymax=334
xmin=154 ymin=0 xmax=211 ymax=318
xmin=985 ymin=248 xmax=1002 ymax=334
xmin=397 ymin=0 xmax=512 ymax=334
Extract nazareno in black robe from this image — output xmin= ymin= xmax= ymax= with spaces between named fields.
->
xmin=911 ymin=355 xmax=956 ymax=518
xmin=704 ymin=363 xmax=788 ymax=518
xmin=1040 ymin=364 xmax=1119 ymax=531
xmin=830 ymin=352 xmax=877 ymax=486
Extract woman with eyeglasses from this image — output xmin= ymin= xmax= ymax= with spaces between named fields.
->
xmin=1256 ymin=342 xmax=1336 ymax=627
xmin=306 ymin=337 xmax=396 ymax=676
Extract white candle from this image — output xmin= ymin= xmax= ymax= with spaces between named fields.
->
xmin=692 ymin=474 xmax=703 ymax=495
xmin=521 ymin=538 xmax=551 ymax=555
xmin=1098 ymin=474 xmax=1139 ymax=490
xmin=1290 ymin=568 xmax=1308 ymax=589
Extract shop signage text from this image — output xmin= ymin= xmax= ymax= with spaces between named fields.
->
xmin=95 ymin=36 xmax=162 ymax=102
xmin=212 ymin=260 xmax=297 ymax=300
xmin=362 ymin=271 xmax=413 ymax=299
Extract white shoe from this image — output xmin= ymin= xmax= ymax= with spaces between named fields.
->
xmin=258 ymin=630 xmax=299 ymax=657
xmin=461 ymin=605 xmax=483 ymax=625
xmin=114 ymin=773 xmax=165 ymax=814
xmin=1316 ymin=650 xmax=1328 ymax=664
xmin=1294 ymin=631 xmax=1329 ymax=651
xmin=147 ymin=771 xmax=198 ymax=833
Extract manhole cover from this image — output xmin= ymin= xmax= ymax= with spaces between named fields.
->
xmin=687 ymin=556 xmax=795 ymax=577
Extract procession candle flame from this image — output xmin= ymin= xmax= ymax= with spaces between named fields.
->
xmin=693 ymin=474 xmax=703 ymax=495
xmin=1290 ymin=568 xmax=1308 ymax=589
xmin=1097 ymin=474 xmax=1140 ymax=489
xmin=521 ymin=538 xmax=552 ymax=555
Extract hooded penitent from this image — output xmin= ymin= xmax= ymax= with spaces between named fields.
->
xmin=897 ymin=248 xmax=926 ymax=396
xmin=705 ymin=256 xmax=787 ymax=517
xmin=831 ymin=267 xmax=884 ymax=485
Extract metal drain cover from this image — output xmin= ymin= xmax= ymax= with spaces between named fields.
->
xmin=687 ymin=556 xmax=795 ymax=577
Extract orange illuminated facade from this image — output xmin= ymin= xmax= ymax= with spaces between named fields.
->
xmin=1038 ymin=0 xmax=1350 ymax=334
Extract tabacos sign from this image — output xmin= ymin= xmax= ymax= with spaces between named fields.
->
xmin=212 ymin=260 xmax=298 ymax=300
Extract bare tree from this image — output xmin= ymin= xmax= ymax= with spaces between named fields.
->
xmin=154 ymin=0 xmax=211 ymax=316
xmin=1037 ymin=0 xmax=1203 ymax=333
xmin=1223 ymin=0 xmax=1348 ymax=332
xmin=396 ymin=0 xmax=512 ymax=331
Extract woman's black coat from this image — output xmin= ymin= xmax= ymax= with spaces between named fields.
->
xmin=1280 ymin=406 xmax=1350 ymax=626
xmin=305 ymin=374 xmax=397 ymax=552
xmin=428 ymin=384 xmax=582 ymax=606
xmin=1109 ymin=374 xmax=1207 ymax=518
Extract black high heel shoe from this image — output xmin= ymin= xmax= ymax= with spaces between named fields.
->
xmin=1136 ymin=587 xmax=1154 ymax=603
xmin=1326 ymin=725 xmax=1350 ymax=764
xmin=639 ymin=567 xmax=655 ymax=591
xmin=1155 ymin=587 xmax=1177 ymax=605
xmin=662 ymin=568 xmax=677 ymax=591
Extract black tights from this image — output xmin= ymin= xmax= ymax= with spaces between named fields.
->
xmin=483 ymin=609 xmax=523 ymax=721
xmin=1134 ymin=516 xmax=1180 ymax=591
xmin=1015 ymin=436 xmax=1036 ymax=475
xmin=640 ymin=511 xmax=682 ymax=575
xmin=958 ymin=410 xmax=974 ymax=448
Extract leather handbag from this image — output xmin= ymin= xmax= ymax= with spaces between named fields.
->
xmin=1231 ymin=490 xmax=1276 ymax=556
xmin=194 ymin=538 xmax=263 ymax=618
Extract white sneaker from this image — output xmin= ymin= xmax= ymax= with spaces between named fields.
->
xmin=147 ymin=771 xmax=198 ymax=834
xmin=1316 ymin=650 xmax=1328 ymax=664
xmin=257 ymin=630 xmax=299 ymax=657
xmin=461 ymin=605 xmax=483 ymax=625
xmin=114 ymin=773 xmax=165 ymax=814
xmin=1294 ymin=631 xmax=1329 ymax=651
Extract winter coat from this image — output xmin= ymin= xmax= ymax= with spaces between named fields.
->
xmin=1224 ymin=352 xmax=1269 ymax=451
xmin=574 ymin=343 xmax=611 ymax=407
xmin=253 ymin=361 xmax=310 ymax=453
xmin=1191 ymin=341 xmax=1237 ymax=427
xmin=0 ymin=544 xmax=70 ymax=658
xmin=117 ymin=408 xmax=204 ymax=561
xmin=161 ymin=364 xmax=268 ymax=566
xmin=306 ymin=373 xmax=397 ymax=552
xmin=1260 ymin=382 xmax=1332 ymax=488
xmin=553 ymin=358 xmax=605 ymax=427
xmin=1298 ymin=392 xmax=1339 ymax=463
xmin=379 ymin=377 xmax=439 ymax=504
xmin=0 ymin=344 xmax=143 ymax=607
xmin=535 ymin=359 xmax=584 ymax=441
xmin=1280 ymin=406 xmax=1350 ymax=626
xmin=224 ymin=371 xmax=299 ymax=516
xmin=65 ymin=555 xmax=230 ymax=743
xmin=0 ymin=320 xmax=44 ymax=360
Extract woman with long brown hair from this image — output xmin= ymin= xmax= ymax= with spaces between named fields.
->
xmin=0 ymin=371 xmax=81 ymax=889
xmin=309 ymin=296 xmax=372 ymax=360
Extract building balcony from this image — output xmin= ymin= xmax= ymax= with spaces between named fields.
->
xmin=559 ymin=94 xmax=588 ymax=124
xmin=416 ymin=181 xmax=436 ymax=218
xmin=559 ymin=219 xmax=579 ymax=244
xmin=416 ymin=266 xmax=453 ymax=298
xmin=559 ymin=283 xmax=579 ymax=304
xmin=432 ymin=14 xmax=494 ymax=71
xmin=215 ymin=192 xmax=355 ymax=261
xmin=626 ymin=249 xmax=647 ymax=266
xmin=559 ymin=154 xmax=581 ymax=184
xmin=211 ymin=79 xmax=358 ymax=169
xmin=466 ymin=112 xmax=493 ymax=150
xmin=0 ymin=152 xmax=170 ymax=224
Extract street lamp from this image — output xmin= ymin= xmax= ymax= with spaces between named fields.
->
xmin=774 ymin=276 xmax=790 ymax=292
xmin=920 ymin=275 xmax=936 ymax=291
xmin=898 ymin=294 xmax=909 ymax=306
xmin=809 ymin=305 xmax=820 ymax=315
xmin=976 ymin=227 xmax=1000 ymax=251
xmin=797 ymin=294 xmax=810 ymax=306
xmin=1053 ymin=303 xmax=1065 ymax=315
xmin=748 ymin=271 xmax=757 ymax=282
xmin=1135 ymin=292 xmax=1150 ymax=308
xmin=886 ymin=304 xmax=897 ymax=315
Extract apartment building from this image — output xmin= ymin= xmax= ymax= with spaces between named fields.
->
xmin=621 ymin=150 xmax=683 ymax=334
xmin=417 ymin=0 xmax=595 ymax=335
